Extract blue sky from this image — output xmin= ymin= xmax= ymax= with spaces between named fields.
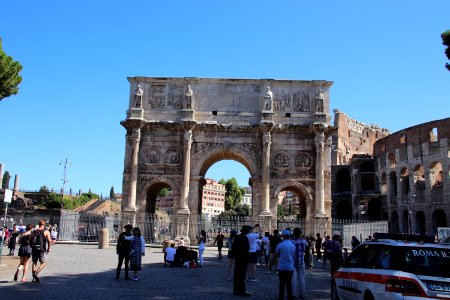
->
xmin=0 ymin=1 xmax=449 ymax=196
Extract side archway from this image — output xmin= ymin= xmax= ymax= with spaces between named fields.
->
xmin=139 ymin=177 xmax=180 ymax=214
xmin=272 ymin=181 xmax=313 ymax=219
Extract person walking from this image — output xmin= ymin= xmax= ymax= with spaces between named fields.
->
xmin=351 ymin=236 xmax=360 ymax=250
xmin=213 ymin=230 xmax=224 ymax=260
xmin=8 ymin=224 xmax=19 ymax=256
xmin=315 ymin=233 xmax=322 ymax=261
xmin=291 ymin=228 xmax=307 ymax=299
xmin=126 ymin=227 xmax=145 ymax=281
xmin=262 ymin=232 xmax=270 ymax=267
xmin=14 ymin=224 xmax=34 ymax=282
xmin=329 ymin=235 xmax=343 ymax=276
xmin=322 ymin=235 xmax=333 ymax=268
xmin=115 ymin=224 xmax=133 ymax=280
xmin=246 ymin=224 xmax=260 ymax=281
xmin=226 ymin=229 xmax=237 ymax=281
xmin=50 ymin=227 xmax=58 ymax=245
xmin=232 ymin=225 xmax=250 ymax=296
xmin=276 ymin=229 xmax=295 ymax=300
xmin=30 ymin=219 xmax=51 ymax=282
xmin=197 ymin=229 xmax=206 ymax=267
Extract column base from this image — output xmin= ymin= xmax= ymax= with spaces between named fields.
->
xmin=175 ymin=211 xmax=191 ymax=242
xmin=259 ymin=210 xmax=272 ymax=216
xmin=314 ymin=211 xmax=327 ymax=218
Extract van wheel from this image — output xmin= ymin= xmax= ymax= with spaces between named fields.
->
xmin=331 ymin=279 xmax=340 ymax=300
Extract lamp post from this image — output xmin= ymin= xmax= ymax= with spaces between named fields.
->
xmin=59 ymin=159 xmax=72 ymax=209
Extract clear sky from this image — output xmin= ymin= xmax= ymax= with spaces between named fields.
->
xmin=0 ymin=1 xmax=448 ymax=196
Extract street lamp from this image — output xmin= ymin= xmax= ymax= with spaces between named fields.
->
xmin=59 ymin=159 xmax=72 ymax=209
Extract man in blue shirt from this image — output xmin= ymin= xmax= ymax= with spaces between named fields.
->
xmin=276 ymin=229 xmax=295 ymax=300
xmin=292 ymin=228 xmax=307 ymax=299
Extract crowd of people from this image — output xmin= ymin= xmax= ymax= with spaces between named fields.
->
xmin=0 ymin=220 xmax=55 ymax=283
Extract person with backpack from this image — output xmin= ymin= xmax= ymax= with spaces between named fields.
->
xmin=31 ymin=219 xmax=51 ymax=282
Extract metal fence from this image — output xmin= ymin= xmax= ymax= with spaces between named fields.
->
xmin=2 ymin=210 xmax=388 ymax=247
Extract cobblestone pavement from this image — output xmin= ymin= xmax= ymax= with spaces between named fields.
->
xmin=0 ymin=244 xmax=332 ymax=299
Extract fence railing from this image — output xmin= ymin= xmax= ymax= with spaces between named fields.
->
xmin=2 ymin=211 xmax=389 ymax=247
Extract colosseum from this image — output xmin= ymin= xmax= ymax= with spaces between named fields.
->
xmin=331 ymin=112 xmax=449 ymax=235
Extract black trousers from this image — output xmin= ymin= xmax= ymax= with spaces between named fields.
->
xmin=278 ymin=270 xmax=293 ymax=300
xmin=233 ymin=259 xmax=248 ymax=295
xmin=116 ymin=254 xmax=130 ymax=279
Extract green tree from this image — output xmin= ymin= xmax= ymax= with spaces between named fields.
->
xmin=109 ymin=186 xmax=116 ymax=200
xmin=39 ymin=185 xmax=50 ymax=193
xmin=224 ymin=178 xmax=245 ymax=211
xmin=158 ymin=188 xmax=170 ymax=197
xmin=442 ymin=30 xmax=450 ymax=71
xmin=235 ymin=203 xmax=251 ymax=216
xmin=0 ymin=39 xmax=23 ymax=101
xmin=277 ymin=204 xmax=288 ymax=217
xmin=2 ymin=171 xmax=11 ymax=189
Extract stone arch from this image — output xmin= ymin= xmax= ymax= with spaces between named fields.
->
xmin=430 ymin=161 xmax=443 ymax=189
xmin=380 ymin=172 xmax=387 ymax=195
xmin=400 ymin=167 xmax=410 ymax=196
xmin=368 ymin=198 xmax=382 ymax=221
xmin=389 ymin=171 xmax=397 ymax=197
xmin=390 ymin=211 xmax=399 ymax=233
xmin=272 ymin=181 xmax=313 ymax=219
xmin=139 ymin=177 xmax=180 ymax=214
xmin=360 ymin=161 xmax=375 ymax=191
xmin=402 ymin=209 xmax=409 ymax=234
xmin=388 ymin=152 xmax=396 ymax=168
xmin=191 ymin=146 xmax=257 ymax=215
xmin=432 ymin=209 xmax=447 ymax=233
xmin=413 ymin=164 xmax=425 ymax=190
xmin=335 ymin=199 xmax=352 ymax=220
xmin=415 ymin=211 xmax=426 ymax=235
xmin=335 ymin=168 xmax=351 ymax=193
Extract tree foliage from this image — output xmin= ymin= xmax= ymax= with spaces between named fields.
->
xmin=0 ymin=39 xmax=23 ymax=101
xmin=158 ymin=188 xmax=170 ymax=197
xmin=39 ymin=185 xmax=50 ymax=193
xmin=442 ymin=30 xmax=450 ymax=71
xmin=2 ymin=171 xmax=11 ymax=189
xmin=224 ymin=178 xmax=245 ymax=211
xmin=109 ymin=186 xmax=116 ymax=199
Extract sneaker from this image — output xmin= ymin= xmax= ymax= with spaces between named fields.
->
xmin=251 ymin=279 xmax=259 ymax=282
xmin=132 ymin=277 xmax=139 ymax=281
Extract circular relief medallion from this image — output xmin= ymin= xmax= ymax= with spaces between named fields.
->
xmin=164 ymin=148 xmax=182 ymax=166
xmin=273 ymin=151 xmax=291 ymax=169
xmin=295 ymin=152 xmax=313 ymax=170
xmin=142 ymin=147 xmax=160 ymax=164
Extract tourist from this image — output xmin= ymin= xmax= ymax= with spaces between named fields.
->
xmin=197 ymin=229 xmax=206 ymax=267
xmin=8 ymin=224 xmax=19 ymax=256
xmin=246 ymin=224 xmax=260 ymax=281
xmin=115 ymin=224 xmax=133 ymax=280
xmin=164 ymin=243 xmax=176 ymax=267
xmin=31 ymin=219 xmax=52 ymax=282
xmin=291 ymin=228 xmax=307 ymax=299
xmin=351 ymin=236 xmax=360 ymax=250
xmin=14 ymin=224 xmax=34 ymax=282
xmin=232 ymin=225 xmax=250 ymax=296
xmin=276 ymin=229 xmax=295 ymax=300
xmin=213 ymin=230 xmax=224 ymax=260
xmin=322 ymin=235 xmax=333 ymax=267
xmin=226 ymin=229 xmax=237 ymax=281
xmin=315 ymin=233 xmax=322 ymax=261
xmin=268 ymin=229 xmax=281 ymax=274
xmin=4 ymin=226 xmax=10 ymax=245
xmin=126 ymin=227 xmax=145 ymax=281
xmin=329 ymin=235 xmax=343 ymax=276
xmin=50 ymin=227 xmax=58 ymax=245
xmin=262 ymin=232 xmax=270 ymax=267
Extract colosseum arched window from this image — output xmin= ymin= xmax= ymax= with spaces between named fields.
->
xmin=400 ymin=167 xmax=410 ymax=196
xmin=430 ymin=161 xmax=443 ymax=189
xmin=389 ymin=171 xmax=397 ymax=197
xmin=388 ymin=152 xmax=396 ymax=168
xmin=381 ymin=172 xmax=387 ymax=195
xmin=413 ymin=164 xmax=426 ymax=191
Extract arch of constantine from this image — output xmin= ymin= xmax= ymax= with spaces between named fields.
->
xmin=120 ymin=77 xmax=335 ymax=243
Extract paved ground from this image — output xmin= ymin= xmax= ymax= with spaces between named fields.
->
xmin=0 ymin=244 xmax=332 ymax=299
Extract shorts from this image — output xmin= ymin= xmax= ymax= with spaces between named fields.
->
xmin=18 ymin=246 xmax=32 ymax=258
xmin=32 ymin=250 xmax=48 ymax=264
xmin=248 ymin=252 xmax=258 ymax=264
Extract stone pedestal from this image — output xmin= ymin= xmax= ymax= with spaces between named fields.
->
xmin=181 ymin=109 xmax=194 ymax=121
xmin=98 ymin=228 xmax=109 ymax=249
xmin=174 ymin=212 xmax=191 ymax=244
xmin=314 ymin=216 xmax=330 ymax=236
xmin=122 ymin=208 xmax=138 ymax=227
xmin=129 ymin=107 xmax=144 ymax=119
xmin=261 ymin=110 xmax=274 ymax=123
xmin=257 ymin=215 xmax=274 ymax=234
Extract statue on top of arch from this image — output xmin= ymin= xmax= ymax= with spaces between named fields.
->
xmin=134 ymin=84 xmax=143 ymax=108
xmin=315 ymin=89 xmax=324 ymax=113
xmin=184 ymin=85 xmax=194 ymax=109
xmin=263 ymin=86 xmax=273 ymax=111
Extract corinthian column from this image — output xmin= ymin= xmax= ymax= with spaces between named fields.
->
xmin=126 ymin=128 xmax=141 ymax=211
xmin=260 ymin=132 xmax=272 ymax=216
xmin=178 ymin=129 xmax=193 ymax=214
xmin=314 ymin=125 xmax=326 ymax=217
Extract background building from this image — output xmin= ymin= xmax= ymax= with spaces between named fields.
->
xmin=201 ymin=178 xmax=226 ymax=219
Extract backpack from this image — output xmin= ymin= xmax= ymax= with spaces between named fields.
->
xmin=31 ymin=229 xmax=46 ymax=251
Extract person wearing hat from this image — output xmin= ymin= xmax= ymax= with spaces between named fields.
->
xmin=276 ymin=229 xmax=295 ymax=300
xmin=115 ymin=224 xmax=133 ymax=280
